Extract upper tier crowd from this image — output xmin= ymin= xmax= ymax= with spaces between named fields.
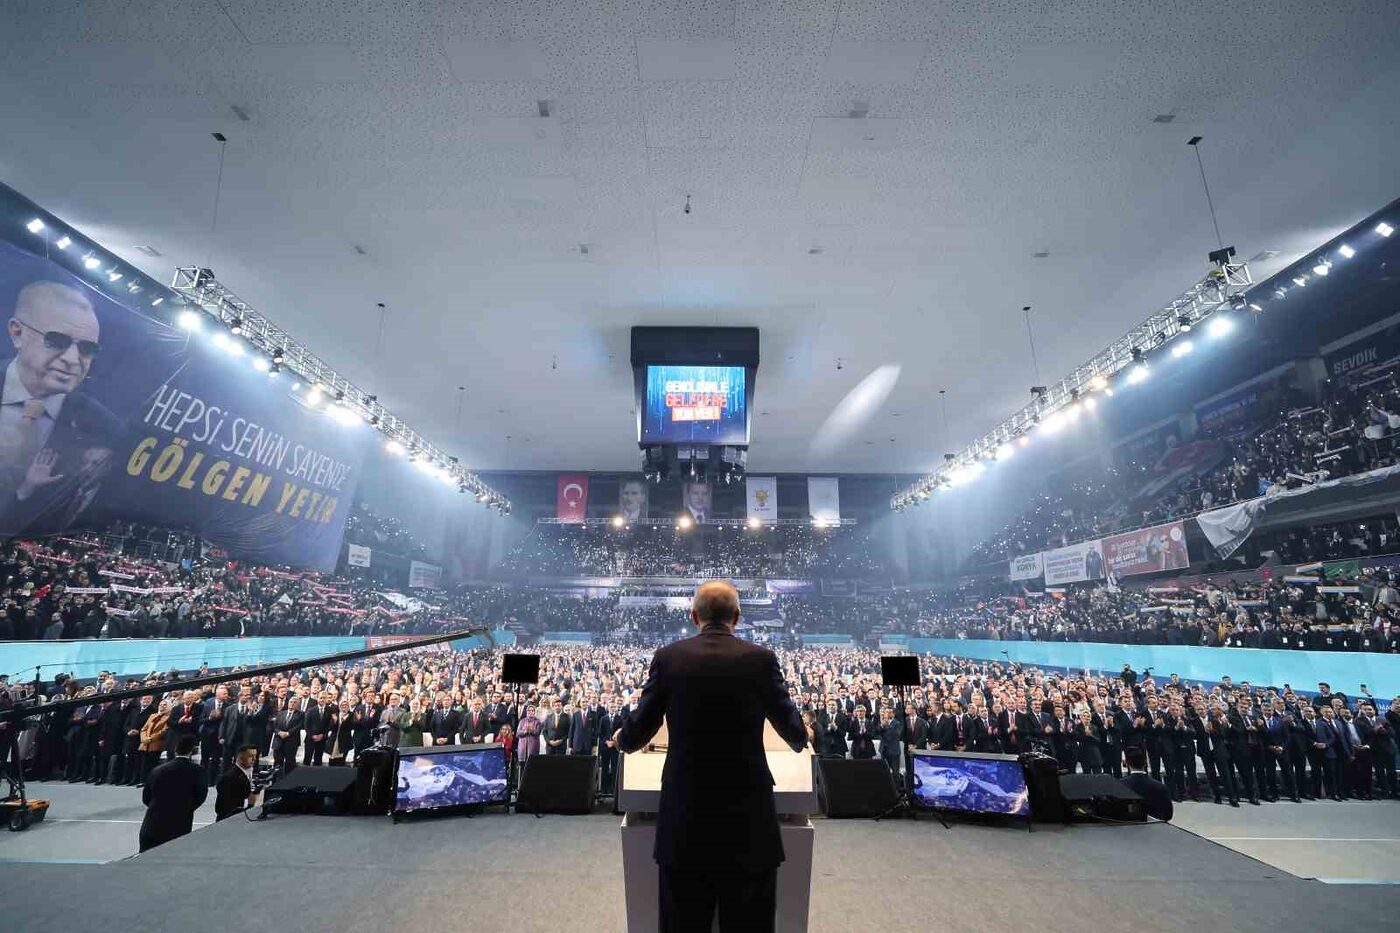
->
xmin=7 ymin=645 xmax=1397 ymax=809
xmin=967 ymin=365 xmax=1400 ymax=566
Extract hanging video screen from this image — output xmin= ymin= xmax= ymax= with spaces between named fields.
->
xmin=641 ymin=364 xmax=748 ymax=445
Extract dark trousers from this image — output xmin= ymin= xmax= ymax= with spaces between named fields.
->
xmin=1374 ymin=750 xmax=1398 ymax=797
xmin=302 ymin=739 xmax=325 ymax=767
xmin=1266 ymin=749 xmax=1298 ymax=800
xmin=202 ymin=735 xmax=223 ymax=785
xmin=1146 ymin=744 xmax=1166 ymax=781
xmin=1291 ymin=747 xmax=1312 ymax=797
xmin=1346 ymin=748 xmax=1372 ymax=799
xmin=1105 ymin=745 xmax=1123 ymax=779
xmin=1318 ymin=756 xmax=1341 ymax=799
xmin=1230 ymin=747 xmax=1257 ymax=801
xmin=1210 ymin=754 xmax=1239 ymax=803
xmin=274 ymin=742 xmax=297 ymax=776
xmin=659 ymin=863 xmax=777 ymax=933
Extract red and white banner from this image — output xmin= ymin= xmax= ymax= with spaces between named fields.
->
xmin=556 ymin=474 xmax=589 ymax=523
xmin=1102 ymin=520 xmax=1190 ymax=579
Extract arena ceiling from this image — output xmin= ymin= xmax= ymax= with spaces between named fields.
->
xmin=1 ymin=1 xmax=1398 ymax=474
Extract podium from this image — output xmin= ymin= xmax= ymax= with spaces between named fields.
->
xmin=617 ymin=723 xmax=817 ymax=933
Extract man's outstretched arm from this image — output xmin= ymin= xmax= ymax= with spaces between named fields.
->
xmin=764 ymin=653 xmax=807 ymax=753
xmin=616 ymin=654 xmax=668 ymax=753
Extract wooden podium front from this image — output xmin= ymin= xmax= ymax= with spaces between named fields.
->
xmin=617 ymin=723 xmax=817 ymax=933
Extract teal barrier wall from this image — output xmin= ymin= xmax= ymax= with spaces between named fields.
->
xmin=2 ymin=630 xmax=518 ymax=681
xmin=450 ymin=630 xmax=516 ymax=651
xmin=801 ymin=634 xmax=855 ymax=646
xmin=906 ymin=638 xmax=1400 ymax=698
xmin=1 ymin=637 xmax=365 ymax=681
xmin=540 ymin=632 xmax=593 ymax=643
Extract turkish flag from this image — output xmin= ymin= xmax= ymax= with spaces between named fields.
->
xmin=556 ymin=474 xmax=589 ymax=523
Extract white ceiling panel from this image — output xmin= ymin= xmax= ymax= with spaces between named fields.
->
xmin=0 ymin=0 xmax=1397 ymax=474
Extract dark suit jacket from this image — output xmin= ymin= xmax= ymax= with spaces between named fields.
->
xmin=616 ymin=624 xmax=805 ymax=869
xmin=568 ymin=708 xmax=598 ymax=754
xmin=214 ymin=766 xmax=252 ymax=820
xmin=428 ymin=708 xmax=461 ymax=743
xmin=140 ymin=757 xmax=208 ymax=846
xmin=167 ymin=702 xmax=204 ymax=746
xmin=1120 ymin=771 xmax=1173 ymax=822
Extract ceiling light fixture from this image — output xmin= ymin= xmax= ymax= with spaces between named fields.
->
xmin=25 ymin=218 xmax=44 ymax=233
xmin=1337 ymin=243 xmax=1355 ymax=259
xmin=1378 ymin=222 xmax=1394 ymax=238
xmin=54 ymin=235 xmax=71 ymax=250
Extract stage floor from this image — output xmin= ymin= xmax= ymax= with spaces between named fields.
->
xmin=2 ymin=784 xmax=1399 ymax=932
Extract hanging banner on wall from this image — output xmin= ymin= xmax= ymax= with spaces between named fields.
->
xmin=0 ymin=239 xmax=369 ymax=571
xmin=408 ymin=560 xmax=441 ymax=589
xmin=807 ymin=477 xmax=840 ymax=523
xmin=618 ymin=476 xmax=649 ymax=521
xmin=346 ymin=543 xmax=371 ymax=567
xmin=1101 ymin=521 xmax=1189 ymax=578
xmin=556 ymin=474 xmax=588 ymax=523
xmin=746 ymin=475 xmax=777 ymax=521
xmin=1042 ymin=539 xmax=1106 ymax=586
xmin=1009 ymin=552 xmax=1043 ymax=581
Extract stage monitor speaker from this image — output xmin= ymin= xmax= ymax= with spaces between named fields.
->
xmin=502 ymin=653 xmax=540 ymax=685
xmin=267 ymin=766 xmax=358 ymax=815
xmin=880 ymin=656 xmax=920 ymax=688
xmin=1020 ymin=752 xmax=1064 ymax=823
xmin=1058 ymin=773 xmax=1146 ymax=823
xmin=351 ymin=747 xmax=398 ymax=815
xmin=517 ymin=754 xmax=596 ymax=814
xmin=815 ymin=758 xmax=898 ymax=818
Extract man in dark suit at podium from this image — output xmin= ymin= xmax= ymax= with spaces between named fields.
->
xmin=614 ymin=580 xmax=806 ymax=933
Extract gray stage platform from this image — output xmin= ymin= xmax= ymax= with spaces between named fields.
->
xmin=3 ymin=784 xmax=1400 ymax=932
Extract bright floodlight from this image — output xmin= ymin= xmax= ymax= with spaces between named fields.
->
xmin=1083 ymin=395 xmax=1097 ymax=411
xmin=1126 ymin=363 xmax=1149 ymax=385
xmin=328 ymin=404 xmax=360 ymax=426
xmin=611 ymin=515 xmax=625 ymax=528
xmin=305 ymin=388 xmax=323 ymax=407
xmin=107 ymin=270 xmax=122 ymax=282
xmin=252 ymin=356 xmax=271 ymax=372
xmin=225 ymin=338 xmax=244 ymax=357
xmin=1171 ymin=339 xmax=1194 ymax=358
xmin=1208 ymin=315 xmax=1234 ymax=338
xmin=1293 ymin=276 xmax=1308 ymax=287
xmin=1041 ymin=410 xmax=1067 ymax=434
xmin=83 ymin=253 xmax=101 ymax=269
xmin=1313 ymin=260 xmax=1330 ymax=276
xmin=210 ymin=331 xmax=230 ymax=349
xmin=25 ymin=218 xmax=44 ymax=233
xmin=996 ymin=442 xmax=1015 ymax=460
xmin=384 ymin=439 xmax=406 ymax=455
xmin=677 ymin=515 xmax=693 ymax=530
xmin=177 ymin=310 xmax=202 ymax=331
xmin=1087 ymin=374 xmax=1109 ymax=392
xmin=55 ymin=235 xmax=71 ymax=250
xmin=1338 ymin=244 xmax=1355 ymax=259
xmin=1378 ymin=222 xmax=1394 ymax=237
xmin=1017 ymin=435 xmax=1031 ymax=448
xmin=747 ymin=516 xmax=762 ymax=529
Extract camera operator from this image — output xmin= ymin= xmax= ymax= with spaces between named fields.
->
xmin=214 ymin=744 xmax=261 ymax=821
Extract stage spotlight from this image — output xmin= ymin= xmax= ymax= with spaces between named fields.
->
xmin=177 ymin=310 xmax=201 ymax=331
xmin=25 ymin=218 xmax=44 ymax=233
xmin=1293 ymin=276 xmax=1308 ymax=287
xmin=272 ymin=347 xmax=285 ymax=364
xmin=252 ymin=356 xmax=271 ymax=372
xmin=226 ymin=338 xmax=244 ymax=357
xmin=1313 ymin=259 xmax=1331 ymax=276
xmin=1177 ymin=314 xmax=1193 ymax=333
xmin=1042 ymin=410 xmax=1067 ymax=433
xmin=1378 ymin=222 xmax=1394 ymax=237
xmin=1083 ymin=395 xmax=1097 ymax=411
xmin=82 ymin=253 xmax=101 ymax=270
xmin=384 ymin=439 xmax=405 ymax=455
xmin=229 ymin=317 xmax=243 ymax=335
xmin=1171 ymin=339 xmax=1194 ymax=358
xmin=677 ymin=515 xmax=693 ymax=530
xmin=325 ymin=404 xmax=357 ymax=424
xmin=211 ymin=331 xmax=230 ymax=350
xmin=611 ymin=515 xmax=625 ymax=528
xmin=55 ymin=235 xmax=71 ymax=250
xmin=996 ymin=442 xmax=1015 ymax=460
xmin=1126 ymin=350 xmax=1149 ymax=384
xmin=747 ymin=516 xmax=762 ymax=530
xmin=1338 ymin=243 xmax=1356 ymax=259
xmin=127 ymin=282 xmax=140 ymax=293
xmin=306 ymin=387 xmax=323 ymax=407
xmin=151 ymin=297 xmax=163 ymax=306
xmin=1087 ymin=374 xmax=1109 ymax=392
xmin=107 ymin=269 xmax=123 ymax=282
xmin=1018 ymin=435 xmax=1031 ymax=448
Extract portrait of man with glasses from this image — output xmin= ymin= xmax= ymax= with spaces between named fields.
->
xmin=0 ymin=279 xmax=121 ymax=533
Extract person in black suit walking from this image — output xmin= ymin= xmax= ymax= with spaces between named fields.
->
xmin=614 ymin=581 xmax=806 ymax=933
xmin=1119 ymin=747 xmax=1173 ymax=822
xmin=139 ymin=734 xmax=208 ymax=852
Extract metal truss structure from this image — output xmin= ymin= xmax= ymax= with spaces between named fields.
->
xmin=892 ymin=257 xmax=1253 ymax=510
xmin=535 ymin=517 xmax=856 ymax=527
xmin=170 ymin=267 xmax=509 ymax=512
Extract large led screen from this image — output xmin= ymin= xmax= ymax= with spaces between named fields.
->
xmin=641 ymin=364 xmax=747 ymax=445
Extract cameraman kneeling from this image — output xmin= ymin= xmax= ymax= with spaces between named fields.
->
xmin=215 ymin=744 xmax=261 ymax=821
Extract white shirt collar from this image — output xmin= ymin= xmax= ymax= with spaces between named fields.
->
xmin=1 ymin=360 xmax=66 ymax=418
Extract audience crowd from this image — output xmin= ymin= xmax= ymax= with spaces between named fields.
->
xmin=7 ymin=646 xmax=1398 ymax=810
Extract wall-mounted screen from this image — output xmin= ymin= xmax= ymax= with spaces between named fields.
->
xmin=641 ymin=364 xmax=748 ymax=445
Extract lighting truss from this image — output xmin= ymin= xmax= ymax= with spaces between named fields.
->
xmin=170 ymin=266 xmax=508 ymax=510
xmin=891 ymin=257 xmax=1252 ymax=510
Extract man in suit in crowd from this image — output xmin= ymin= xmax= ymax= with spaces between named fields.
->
xmin=902 ymin=703 xmax=929 ymax=753
xmin=613 ymin=581 xmax=806 ymax=933
xmin=598 ymin=698 xmax=621 ymax=794
xmin=1358 ymin=702 xmax=1397 ymax=798
xmin=1338 ymin=706 xmax=1371 ymax=800
xmin=464 ymin=698 xmax=491 ymax=744
xmin=544 ymin=699 xmax=570 ymax=754
xmin=487 ymin=692 xmax=515 ymax=735
xmin=1313 ymin=705 xmax=1348 ymax=800
xmin=351 ymin=692 xmax=381 ymax=756
xmin=301 ymin=692 xmax=328 ymax=766
xmin=214 ymin=744 xmax=259 ymax=821
xmin=0 ymin=280 xmax=123 ymax=536
xmin=847 ymin=705 xmax=876 ymax=759
xmin=569 ymin=697 xmax=598 ymax=755
xmin=1120 ymin=747 xmax=1173 ymax=822
xmin=931 ymin=703 xmax=958 ymax=751
xmin=139 ymin=734 xmax=208 ymax=851
xmin=428 ymin=695 xmax=461 ymax=746
xmin=877 ymin=706 xmax=904 ymax=783
xmin=166 ymin=690 xmax=203 ymax=762
xmin=1013 ymin=703 xmax=1041 ymax=756
xmin=200 ymin=685 xmax=230 ymax=786
xmin=1262 ymin=700 xmax=1300 ymax=802
xmin=271 ymin=696 xmax=303 ymax=775
xmin=969 ymin=706 xmax=1000 ymax=754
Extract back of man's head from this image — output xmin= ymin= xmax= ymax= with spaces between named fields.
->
xmin=692 ymin=581 xmax=740 ymax=628
xmin=175 ymin=734 xmax=198 ymax=756
xmin=1124 ymin=747 xmax=1148 ymax=772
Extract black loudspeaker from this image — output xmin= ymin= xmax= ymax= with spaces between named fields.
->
xmin=502 ymin=654 xmax=540 ymax=685
xmin=814 ymin=758 xmax=899 ymax=818
xmin=880 ymin=656 xmax=920 ymax=688
xmin=351 ymin=747 xmax=398 ymax=815
xmin=1058 ymin=773 xmax=1146 ymax=823
xmin=267 ymin=766 xmax=358 ymax=814
xmin=1020 ymin=752 xmax=1064 ymax=823
xmin=517 ymin=754 xmax=596 ymax=814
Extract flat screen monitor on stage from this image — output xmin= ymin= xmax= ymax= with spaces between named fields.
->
xmin=910 ymin=751 xmax=1031 ymax=817
xmin=394 ymin=744 xmax=509 ymax=813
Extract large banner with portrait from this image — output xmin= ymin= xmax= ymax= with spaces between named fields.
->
xmin=1101 ymin=521 xmax=1189 ymax=579
xmin=0 ymin=240 xmax=370 ymax=570
xmin=1041 ymin=539 xmax=1106 ymax=586
xmin=618 ymin=475 xmax=648 ymax=522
